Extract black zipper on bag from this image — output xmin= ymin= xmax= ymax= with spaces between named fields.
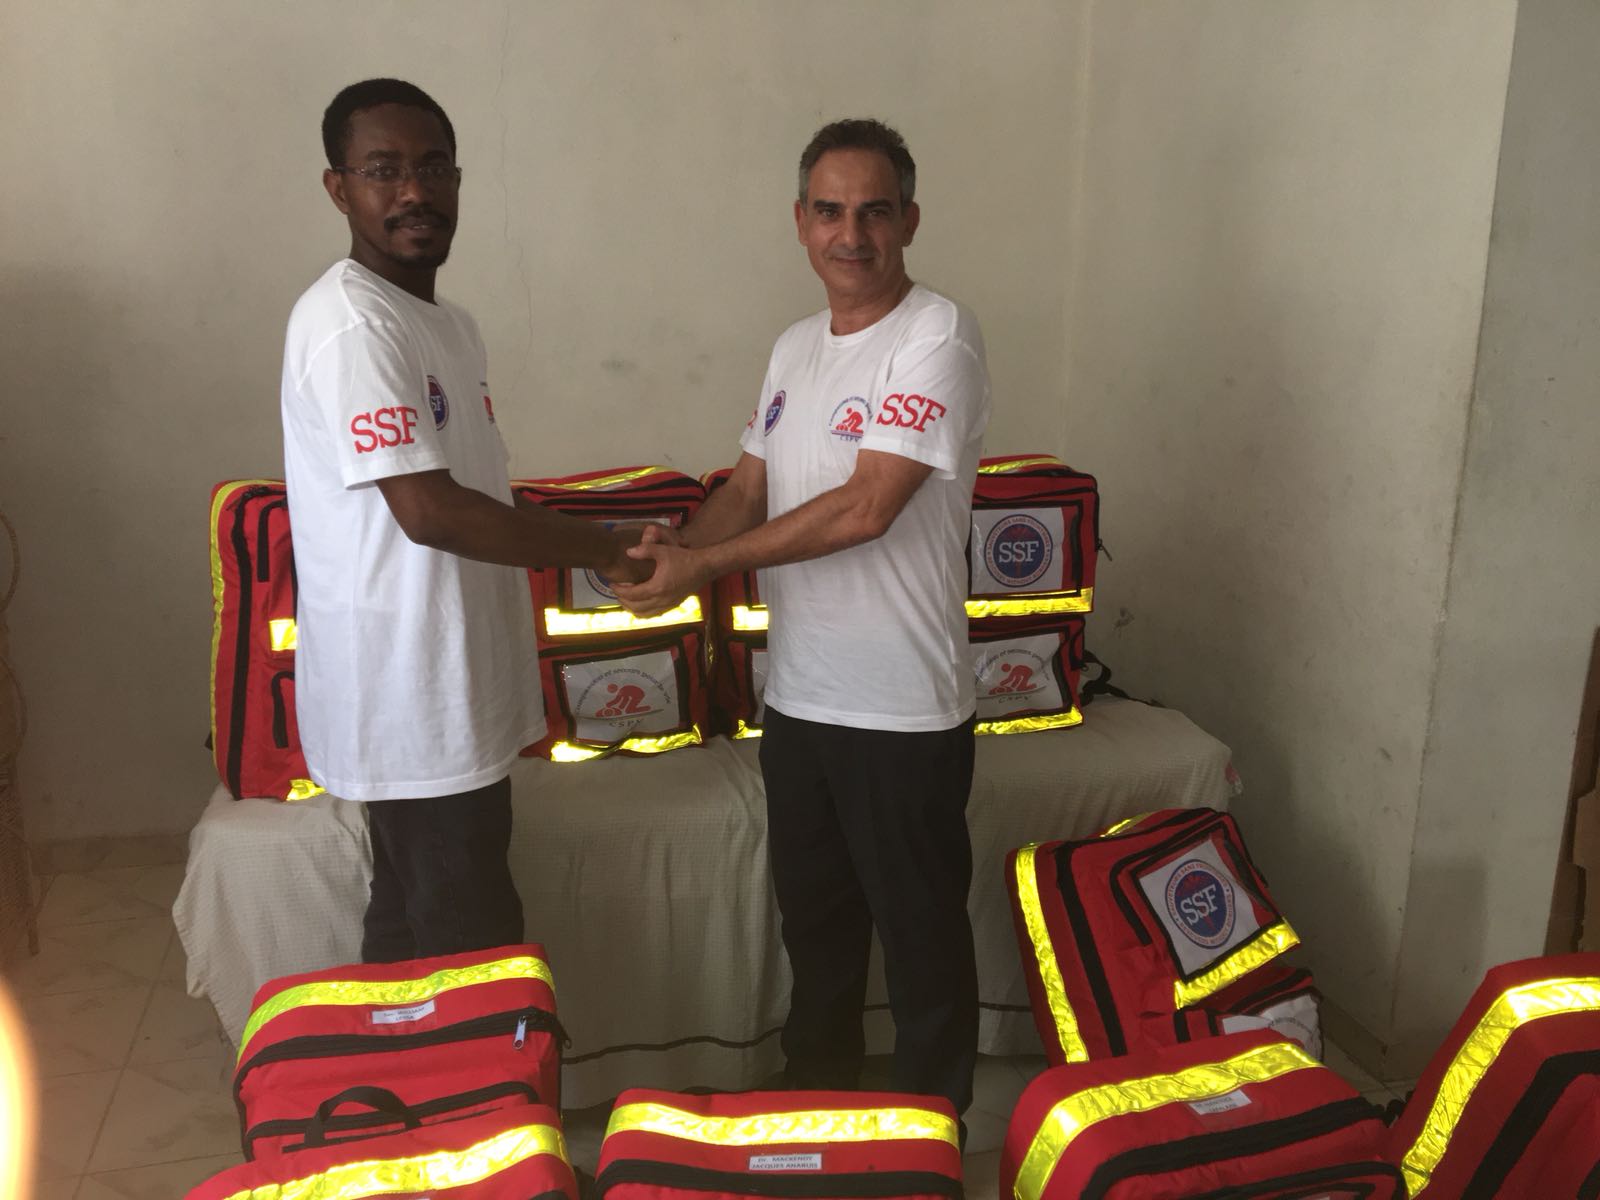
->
xmin=1460 ymin=1047 xmax=1600 ymax=1200
xmin=1078 ymin=1099 xmax=1380 ymax=1200
xmin=254 ymin=498 xmax=287 ymax=584
xmin=594 ymin=1159 xmax=963 ymax=1200
xmin=1055 ymin=843 xmax=1128 ymax=1056
xmin=269 ymin=671 xmax=294 ymax=748
xmin=243 ymin=1078 xmax=538 ymax=1155
xmin=224 ymin=485 xmax=276 ymax=795
xmin=234 ymin=1005 xmax=567 ymax=1104
xmin=1181 ymin=1159 xmax=1399 ymax=1198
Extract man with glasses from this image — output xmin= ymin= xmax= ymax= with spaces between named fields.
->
xmin=282 ymin=78 xmax=647 ymax=963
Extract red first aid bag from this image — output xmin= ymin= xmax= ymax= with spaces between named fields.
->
xmin=514 ymin=466 xmax=706 ymax=642
xmin=233 ymin=944 xmax=565 ymax=1160
xmin=969 ymin=455 xmax=1099 ymax=619
xmin=188 ymin=1103 xmax=577 ymax=1199
xmin=596 ymin=1088 xmax=963 ymax=1200
xmin=526 ymin=625 xmax=709 ymax=761
xmin=208 ymin=479 xmax=322 ymax=803
xmin=1387 ymin=952 xmax=1600 ymax=1198
xmin=971 ymin=615 xmax=1084 ymax=736
xmin=1003 ymin=1030 xmax=1400 ymax=1200
xmin=1006 ymin=808 xmax=1301 ymax=1064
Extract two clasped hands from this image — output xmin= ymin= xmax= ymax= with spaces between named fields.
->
xmin=604 ymin=522 xmax=704 ymax=619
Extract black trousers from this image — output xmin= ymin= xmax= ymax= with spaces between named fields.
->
xmin=760 ymin=705 xmax=979 ymax=1117
xmin=361 ymin=775 xmax=524 ymax=964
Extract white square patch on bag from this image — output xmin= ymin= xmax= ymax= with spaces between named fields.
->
xmin=563 ymin=649 xmax=682 ymax=743
xmin=1137 ymin=838 xmax=1263 ymax=975
xmin=971 ymin=506 xmax=1068 ymax=594
xmin=973 ymin=633 xmax=1063 ymax=721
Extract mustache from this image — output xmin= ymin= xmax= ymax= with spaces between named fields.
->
xmin=384 ymin=206 xmax=451 ymax=232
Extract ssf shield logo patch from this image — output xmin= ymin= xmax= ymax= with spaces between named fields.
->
xmin=1165 ymin=859 xmax=1237 ymax=949
xmin=764 ymin=390 xmax=786 ymax=435
xmin=427 ymin=375 xmax=450 ymax=430
xmin=983 ymin=514 xmax=1053 ymax=589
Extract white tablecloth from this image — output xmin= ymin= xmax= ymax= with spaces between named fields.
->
xmin=175 ymin=698 xmax=1236 ymax=1107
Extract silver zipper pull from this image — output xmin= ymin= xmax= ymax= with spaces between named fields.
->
xmin=513 ymin=1015 xmax=527 ymax=1050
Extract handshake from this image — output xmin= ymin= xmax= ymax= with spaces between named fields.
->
xmin=603 ymin=523 xmax=704 ymax=619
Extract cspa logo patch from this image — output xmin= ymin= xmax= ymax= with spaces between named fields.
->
xmin=1165 ymin=859 xmax=1237 ymax=949
xmin=983 ymin=514 xmax=1053 ymax=589
xmin=828 ymin=396 xmax=871 ymax=442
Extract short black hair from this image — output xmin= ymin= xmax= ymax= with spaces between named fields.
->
xmin=798 ymin=118 xmax=916 ymax=208
xmin=321 ymin=78 xmax=456 ymax=168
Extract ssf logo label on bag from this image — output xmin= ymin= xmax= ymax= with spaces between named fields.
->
xmin=562 ymin=650 xmax=681 ymax=743
xmin=973 ymin=507 xmax=1066 ymax=592
xmin=1138 ymin=841 xmax=1262 ymax=973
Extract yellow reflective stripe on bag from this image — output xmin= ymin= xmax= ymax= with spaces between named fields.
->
xmin=1098 ymin=813 xmax=1153 ymax=839
xmin=977 ymin=709 xmax=1082 ymax=736
xmin=731 ymin=605 xmax=768 ymax=632
xmin=1013 ymin=1041 xmax=1319 ymax=1200
xmin=606 ymin=1101 xmax=959 ymax=1148
xmin=284 ymin=779 xmax=324 ymax=802
xmin=268 ymin=618 xmax=298 ymax=652
xmin=1014 ymin=845 xmax=1089 ymax=1064
xmin=732 ymin=720 xmax=763 ymax=740
xmin=217 ymin=1120 xmax=567 ymax=1200
xmin=543 ymin=596 xmax=702 ymax=636
xmin=978 ymin=456 xmax=1063 ymax=475
xmin=238 ymin=954 xmax=556 ymax=1062
xmin=527 ymin=466 xmax=670 ymax=492
xmin=1401 ymin=974 xmax=1600 ymax=1197
xmin=1170 ymin=921 xmax=1300 ymax=1009
xmin=965 ymin=590 xmax=1093 ymax=618
xmin=549 ymin=728 xmax=703 ymax=763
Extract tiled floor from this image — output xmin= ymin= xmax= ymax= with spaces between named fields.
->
xmin=5 ymin=842 xmax=1414 ymax=1200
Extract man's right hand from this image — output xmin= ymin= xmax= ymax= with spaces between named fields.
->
xmin=601 ymin=525 xmax=656 ymax=585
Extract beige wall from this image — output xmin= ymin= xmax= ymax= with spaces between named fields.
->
xmin=1391 ymin=0 xmax=1600 ymax=1062
xmin=0 ymin=1 xmax=1082 ymax=840
xmin=1063 ymin=1 xmax=1519 ymax=1045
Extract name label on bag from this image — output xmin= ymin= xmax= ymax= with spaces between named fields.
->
xmin=749 ymin=1154 xmax=823 ymax=1172
xmin=1188 ymin=1090 xmax=1252 ymax=1116
xmin=370 ymin=999 xmax=436 ymax=1025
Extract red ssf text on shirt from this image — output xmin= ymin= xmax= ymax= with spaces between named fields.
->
xmin=350 ymin=406 xmax=421 ymax=454
xmin=876 ymin=393 xmax=947 ymax=432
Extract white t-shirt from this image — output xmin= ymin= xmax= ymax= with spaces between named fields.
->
xmin=738 ymin=284 xmax=990 ymax=732
xmin=280 ymin=259 xmax=545 ymax=801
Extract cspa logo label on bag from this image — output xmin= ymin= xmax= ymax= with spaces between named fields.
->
xmin=1165 ymin=859 xmax=1237 ymax=949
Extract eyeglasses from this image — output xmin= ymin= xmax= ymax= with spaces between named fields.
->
xmin=334 ymin=163 xmax=462 ymax=189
